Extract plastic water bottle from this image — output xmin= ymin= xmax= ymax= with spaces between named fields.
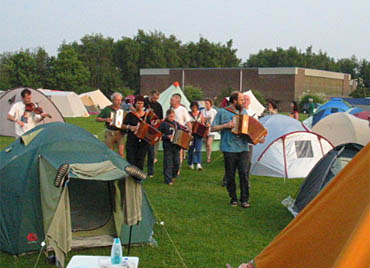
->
xmin=111 ymin=237 xmax=122 ymax=265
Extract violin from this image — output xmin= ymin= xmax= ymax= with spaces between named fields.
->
xmin=25 ymin=103 xmax=52 ymax=118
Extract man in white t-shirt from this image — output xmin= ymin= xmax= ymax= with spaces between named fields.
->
xmin=170 ymin=94 xmax=192 ymax=130
xmin=169 ymin=94 xmax=192 ymax=171
xmin=7 ymin=88 xmax=49 ymax=137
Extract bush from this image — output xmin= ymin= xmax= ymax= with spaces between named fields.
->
xmin=115 ymin=87 xmax=135 ymax=98
xmin=349 ymin=86 xmax=370 ymax=98
xmin=184 ymin=85 xmax=204 ymax=103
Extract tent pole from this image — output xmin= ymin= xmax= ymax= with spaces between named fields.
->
xmin=127 ymin=226 xmax=133 ymax=256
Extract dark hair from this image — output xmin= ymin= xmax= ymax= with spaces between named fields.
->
xmin=205 ymin=98 xmax=213 ymax=106
xmin=229 ymin=91 xmax=240 ymax=104
xmin=21 ymin=88 xmax=31 ymax=98
xmin=166 ymin=109 xmax=175 ymax=117
xmin=135 ymin=95 xmax=145 ymax=104
xmin=151 ymin=89 xmax=160 ymax=96
xmin=291 ymin=101 xmax=298 ymax=112
xmin=190 ymin=101 xmax=199 ymax=109
xmin=268 ymin=100 xmax=278 ymax=110
xmin=171 ymin=93 xmax=181 ymax=99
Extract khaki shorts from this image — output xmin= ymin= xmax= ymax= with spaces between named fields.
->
xmin=105 ymin=129 xmax=125 ymax=148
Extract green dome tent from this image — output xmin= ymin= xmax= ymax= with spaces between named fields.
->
xmin=0 ymin=122 xmax=155 ymax=264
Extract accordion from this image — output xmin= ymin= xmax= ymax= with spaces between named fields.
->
xmin=109 ymin=109 xmax=126 ymax=129
xmin=134 ymin=122 xmax=162 ymax=145
xmin=171 ymin=129 xmax=192 ymax=150
xmin=231 ymin=114 xmax=268 ymax=144
xmin=192 ymin=121 xmax=208 ymax=138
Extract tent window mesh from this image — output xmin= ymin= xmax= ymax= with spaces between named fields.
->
xmin=295 ymin=140 xmax=314 ymax=158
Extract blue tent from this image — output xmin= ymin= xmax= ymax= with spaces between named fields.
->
xmin=312 ymin=98 xmax=351 ymax=126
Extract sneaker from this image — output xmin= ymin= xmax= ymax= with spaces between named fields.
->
xmin=241 ymin=202 xmax=251 ymax=208
xmin=189 ymin=164 xmax=194 ymax=170
xmin=196 ymin=163 xmax=202 ymax=170
xmin=230 ymin=201 xmax=238 ymax=207
xmin=168 ymin=182 xmax=173 ymax=186
xmin=149 ymin=175 xmax=154 ymax=178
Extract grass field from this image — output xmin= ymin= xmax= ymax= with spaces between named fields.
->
xmin=0 ymin=116 xmax=303 ymax=268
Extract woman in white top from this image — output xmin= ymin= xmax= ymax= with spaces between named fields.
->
xmin=201 ymin=99 xmax=218 ymax=163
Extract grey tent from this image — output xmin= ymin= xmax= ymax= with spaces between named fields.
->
xmin=284 ymin=143 xmax=363 ymax=216
xmin=0 ymin=87 xmax=65 ymax=137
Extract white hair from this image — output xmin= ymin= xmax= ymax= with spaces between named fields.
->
xmin=111 ymin=92 xmax=122 ymax=101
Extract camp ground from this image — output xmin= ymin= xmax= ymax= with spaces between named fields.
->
xmin=251 ymin=114 xmax=333 ymax=178
xmin=79 ymin=89 xmax=112 ymax=114
xmin=0 ymin=123 xmax=155 ymax=267
xmin=311 ymin=98 xmax=351 ymax=127
xmin=0 ymin=87 xmax=65 ymax=137
xmin=242 ymin=143 xmax=370 ymax=268
xmin=38 ymin=89 xmax=90 ymax=117
xmin=312 ymin=112 xmax=370 ymax=147
xmin=283 ymin=143 xmax=364 ymax=217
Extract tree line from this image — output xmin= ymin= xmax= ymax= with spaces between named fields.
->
xmin=0 ymin=30 xmax=369 ymax=97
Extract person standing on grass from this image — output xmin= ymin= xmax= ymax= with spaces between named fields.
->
xmin=170 ymin=93 xmax=192 ymax=171
xmin=145 ymin=90 xmax=163 ymax=178
xmin=188 ymin=101 xmax=205 ymax=170
xmin=7 ymin=88 xmax=51 ymax=137
xmin=96 ymin=92 xmax=126 ymax=158
xmin=158 ymin=109 xmax=182 ymax=185
xmin=201 ymin=99 xmax=218 ymax=163
xmin=308 ymin=98 xmax=315 ymax=116
xmin=289 ymin=101 xmax=299 ymax=120
xmin=212 ymin=91 xmax=264 ymax=208
xmin=121 ymin=96 xmax=150 ymax=170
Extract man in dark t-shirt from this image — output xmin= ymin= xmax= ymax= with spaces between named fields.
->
xmin=145 ymin=90 xmax=163 ymax=177
xmin=96 ymin=92 xmax=126 ymax=157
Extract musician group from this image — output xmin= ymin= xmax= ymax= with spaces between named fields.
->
xmin=8 ymin=89 xmax=266 ymax=207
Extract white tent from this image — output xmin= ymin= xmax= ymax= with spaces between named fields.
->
xmin=79 ymin=89 xmax=112 ymax=112
xmin=158 ymin=82 xmax=190 ymax=114
xmin=242 ymin=90 xmax=265 ymax=117
xmin=38 ymin=89 xmax=89 ymax=117
xmin=251 ymin=114 xmax=333 ymax=178
xmin=0 ymin=87 xmax=65 ymax=137
xmin=312 ymin=112 xmax=370 ymax=147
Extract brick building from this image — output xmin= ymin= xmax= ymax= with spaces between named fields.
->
xmin=140 ymin=67 xmax=351 ymax=111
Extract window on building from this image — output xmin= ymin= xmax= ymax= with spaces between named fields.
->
xmin=295 ymin=140 xmax=314 ymax=158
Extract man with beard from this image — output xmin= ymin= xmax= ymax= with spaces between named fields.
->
xmin=211 ymin=91 xmax=252 ymax=208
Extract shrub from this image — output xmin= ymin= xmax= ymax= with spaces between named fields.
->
xmin=184 ymin=85 xmax=204 ymax=103
xmin=115 ymin=87 xmax=135 ymax=98
xmin=349 ymin=86 xmax=370 ymax=98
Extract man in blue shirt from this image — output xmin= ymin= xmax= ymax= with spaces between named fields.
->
xmin=212 ymin=91 xmax=263 ymax=208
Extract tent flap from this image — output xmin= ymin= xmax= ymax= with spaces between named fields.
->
xmin=69 ymin=161 xmax=127 ymax=181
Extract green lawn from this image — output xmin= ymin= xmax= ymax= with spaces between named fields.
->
xmin=0 ymin=116 xmax=302 ymax=268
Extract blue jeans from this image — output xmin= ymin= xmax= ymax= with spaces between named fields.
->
xmin=163 ymin=143 xmax=180 ymax=184
xmin=188 ymin=135 xmax=203 ymax=165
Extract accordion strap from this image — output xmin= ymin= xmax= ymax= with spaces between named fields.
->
xmin=224 ymin=106 xmax=238 ymax=115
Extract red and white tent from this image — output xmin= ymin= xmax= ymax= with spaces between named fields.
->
xmin=251 ymin=114 xmax=333 ymax=178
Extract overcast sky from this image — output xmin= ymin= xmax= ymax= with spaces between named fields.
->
xmin=1 ymin=0 xmax=369 ymax=61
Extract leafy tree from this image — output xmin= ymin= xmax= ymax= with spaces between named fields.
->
xmin=184 ymin=85 xmax=204 ymax=102
xmin=54 ymin=47 xmax=90 ymax=91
